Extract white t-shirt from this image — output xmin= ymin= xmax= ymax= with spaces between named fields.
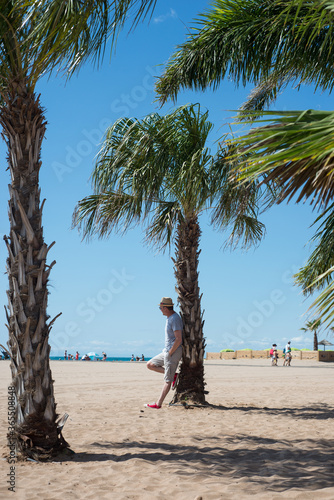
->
xmin=165 ymin=312 xmax=183 ymax=351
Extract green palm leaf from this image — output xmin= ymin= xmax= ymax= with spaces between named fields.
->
xmin=146 ymin=201 xmax=181 ymax=250
xmin=238 ymin=69 xmax=297 ymax=119
xmin=295 ymin=203 xmax=334 ymax=293
xmin=311 ymin=270 xmax=334 ymax=324
xmin=0 ymin=0 xmax=157 ymax=90
xmin=156 ymin=0 xmax=334 ymax=104
xmin=234 ymin=109 xmax=334 ymax=208
xmin=73 ymin=191 xmax=147 ymax=239
xmin=210 ymin=147 xmax=268 ymax=249
xmin=31 ymin=0 xmax=157 ymax=75
xmin=230 ymin=108 xmax=334 ymax=326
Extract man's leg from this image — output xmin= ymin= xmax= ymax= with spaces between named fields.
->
xmin=147 ymin=360 xmax=164 ymax=374
xmin=145 ymin=353 xmax=166 ymax=408
xmin=145 ymin=349 xmax=181 ymax=408
xmin=158 ymin=347 xmax=182 ymax=405
xmin=156 ymin=381 xmax=172 ymax=407
xmin=146 ymin=352 xmax=165 ymax=374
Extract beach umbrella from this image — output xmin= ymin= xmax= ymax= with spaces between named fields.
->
xmin=318 ymin=340 xmax=334 ymax=351
xmin=86 ymin=352 xmax=100 ymax=357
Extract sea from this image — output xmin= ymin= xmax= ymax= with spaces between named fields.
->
xmin=49 ymin=356 xmax=150 ymax=362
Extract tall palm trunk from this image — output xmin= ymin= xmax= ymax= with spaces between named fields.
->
xmin=313 ymin=331 xmax=318 ymax=351
xmin=172 ymin=216 xmax=206 ymax=405
xmin=2 ymin=81 xmax=68 ymax=460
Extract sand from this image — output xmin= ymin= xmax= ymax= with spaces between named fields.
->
xmin=0 ymin=358 xmax=334 ymax=499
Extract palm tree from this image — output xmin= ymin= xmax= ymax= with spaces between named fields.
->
xmin=301 ymin=319 xmax=321 ymax=351
xmin=73 ymin=103 xmax=268 ymax=405
xmin=0 ymin=0 xmax=157 ymax=460
xmin=155 ymin=0 xmax=334 ymax=327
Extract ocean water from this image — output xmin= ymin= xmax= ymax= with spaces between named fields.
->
xmin=49 ymin=356 xmax=150 ymax=362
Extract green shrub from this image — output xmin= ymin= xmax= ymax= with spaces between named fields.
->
xmin=220 ymin=349 xmax=234 ymax=352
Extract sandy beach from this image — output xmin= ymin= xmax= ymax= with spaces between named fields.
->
xmin=1 ymin=358 xmax=334 ymax=499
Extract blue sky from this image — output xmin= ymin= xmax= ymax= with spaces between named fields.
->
xmin=0 ymin=2 xmax=332 ymax=357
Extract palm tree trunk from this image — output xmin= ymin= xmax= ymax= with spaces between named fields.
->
xmin=1 ymin=81 xmax=68 ymax=460
xmin=171 ymin=216 xmax=206 ymax=405
xmin=314 ymin=331 xmax=318 ymax=351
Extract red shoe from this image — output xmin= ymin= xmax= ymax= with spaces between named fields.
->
xmin=144 ymin=403 xmax=161 ymax=409
xmin=172 ymin=372 xmax=178 ymax=390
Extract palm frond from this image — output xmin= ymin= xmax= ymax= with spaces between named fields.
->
xmin=301 ymin=318 xmax=322 ymax=331
xmin=145 ymin=201 xmax=181 ymax=251
xmin=237 ymin=69 xmax=296 ymax=120
xmin=295 ymin=203 xmax=334 ymax=293
xmin=0 ymin=1 xmax=27 ymax=87
xmin=309 ymin=274 xmax=334 ymax=325
xmin=0 ymin=0 xmax=158 ymax=92
xmin=210 ymin=143 xmax=267 ymax=249
xmin=13 ymin=0 xmax=157 ymax=85
xmin=156 ymin=0 xmax=334 ymax=104
xmin=234 ymin=109 xmax=334 ymax=209
xmin=217 ymin=211 xmax=264 ymax=250
xmin=73 ymin=191 xmax=148 ymax=240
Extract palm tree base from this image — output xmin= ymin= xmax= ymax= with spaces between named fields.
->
xmin=14 ymin=419 xmax=71 ymax=461
xmin=170 ymin=363 xmax=207 ymax=405
xmin=169 ymin=395 xmax=208 ymax=406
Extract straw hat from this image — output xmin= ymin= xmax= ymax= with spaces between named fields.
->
xmin=159 ymin=297 xmax=174 ymax=307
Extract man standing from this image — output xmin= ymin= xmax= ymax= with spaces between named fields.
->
xmin=283 ymin=341 xmax=292 ymax=366
xmin=285 ymin=341 xmax=292 ymax=352
xmin=145 ymin=297 xmax=183 ymax=409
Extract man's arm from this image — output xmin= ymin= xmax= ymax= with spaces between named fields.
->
xmin=169 ymin=330 xmax=182 ymax=356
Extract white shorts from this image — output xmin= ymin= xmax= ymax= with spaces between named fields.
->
xmin=149 ymin=346 xmax=182 ymax=382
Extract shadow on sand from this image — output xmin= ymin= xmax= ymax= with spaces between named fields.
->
xmin=56 ymin=436 xmax=334 ymax=492
xmin=203 ymin=402 xmax=334 ymax=420
xmin=53 ymin=402 xmax=334 ymax=493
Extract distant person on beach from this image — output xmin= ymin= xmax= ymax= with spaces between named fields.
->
xmin=131 ymin=354 xmax=135 ymax=361
xmin=102 ymin=351 xmax=107 ymax=361
xmin=64 ymin=350 xmax=67 ymax=360
xmin=270 ymin=344 xmax=278 ymax=366
xmin=283 ymin=341 xmax=292 ymax=367
xmin=141 ymin=354 xmax=145 ymax=361
xmin=75 ymin=351 xmax=79 ymax=360
xmin=145 ymin=297 xmax=183 ymax=409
